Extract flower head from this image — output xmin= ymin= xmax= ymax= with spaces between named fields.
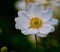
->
xmin=15 ymin=4 xmax=59 ymax=37
xmin=50 ymin=0 xmax=60 ymax=7
xmin=15 ymin=0 xmax=50 ymax=11
xmin=15 ymin=0 xmax=26 ymax=10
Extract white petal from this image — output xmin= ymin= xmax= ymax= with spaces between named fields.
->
xmin=40 ymin=7 xmax=53 ymax=22
xmin=27 ymin=3 xmax=42 ymax=18
xmin=17 ymin=11 xmax=29 ymax=24
xmin=18 ymin=11 xmax=29 ymax=19
xmin=15 ymin=11 xmax=30 ymax=30
xmin=15 ymin=23 xmax=19 ymax=29
xmin=39 ymin=24 xmax=55 ymax=34
xmin=27 ymin=3 xmax=53 ymax=22
xmin=36 ymin=32 xmax=47 ymax=37
xmin=47 ymin=18 xmax=59 ymax=26
xmin=21 ymin=28 xmax=38 ymax=35
xmin=15 ymin=17 xmax=18 ymax=22
xmin=15 ymin=21 xmax=29 ymax=30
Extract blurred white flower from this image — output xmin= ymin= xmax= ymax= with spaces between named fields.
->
xmin=14 ymin=0 xmax=49 ymax=11
xmin=14 ymin=0 xmax=60 ymax=11
xmin=15 ymin=0 xmax=26 ymax=10
xmin=50 ymin=0 xmax=60 ymax=7
xmin=15 ymin=4 xmax=58 ymax=37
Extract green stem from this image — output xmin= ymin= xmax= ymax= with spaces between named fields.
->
xmin=35 ymin=35 xmax=38 ymax=52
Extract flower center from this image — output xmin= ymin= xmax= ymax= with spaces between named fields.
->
xmin=30 ymin=17 xmax=42 ymax=29
xmin=26 ymin=0 xmax=35 ymax=5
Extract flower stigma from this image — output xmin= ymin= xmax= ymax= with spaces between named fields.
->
xmin=30 ymin=17 xmax=43 ymax=29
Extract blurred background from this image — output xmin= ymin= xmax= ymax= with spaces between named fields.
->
xmin=0 ymin=0 xmax=60 ymax=52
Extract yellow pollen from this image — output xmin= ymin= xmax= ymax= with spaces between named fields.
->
xmin=30 ymin=17 xmax=42 ymax=29
xmin=25 ymin=0 xmax=35 ymax=5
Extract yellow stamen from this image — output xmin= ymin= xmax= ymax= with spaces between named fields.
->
xmin=25 ymin=0 xmax=35 ymax=5
xmin=30 ymin=17 xmax=43 ymax=29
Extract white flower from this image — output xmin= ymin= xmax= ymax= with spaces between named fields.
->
xmin=14 ymin=0 xmax=60 ymax=11
xmin=14 ymin=0 xmax=49 ymax=11
xmin=15 ymin=0 xmax=26 ymax=10
xmin=50 ymin=0 xmax=60 ymax=7
xmin=15 ymin=4 xmax=59 ymax=37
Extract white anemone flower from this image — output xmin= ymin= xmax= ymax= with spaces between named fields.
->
xmin=14 ymin=0 xmax=60 ymax=11
xmin=15 ymin=4 xmax=59 ymax=37
xmin=50 ymin=0 xmax=60 ymax=7
xmin=15 ymin=0 xmax=26 ymax=10
xmin=15 ymin=0 xmax=49 ymax=11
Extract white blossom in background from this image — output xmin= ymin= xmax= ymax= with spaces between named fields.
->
xmin=14 ymin=0 xmax=49 ymax=11
xmin=15 ymin=0 xmax=26 ymax=11
xmin=14 ymin=0 xmax=60 ymax=11
xmin=50 ymin=0 xmax=60 ymax=7
xmin=15 ymin=4 xmax=59 ymax=37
